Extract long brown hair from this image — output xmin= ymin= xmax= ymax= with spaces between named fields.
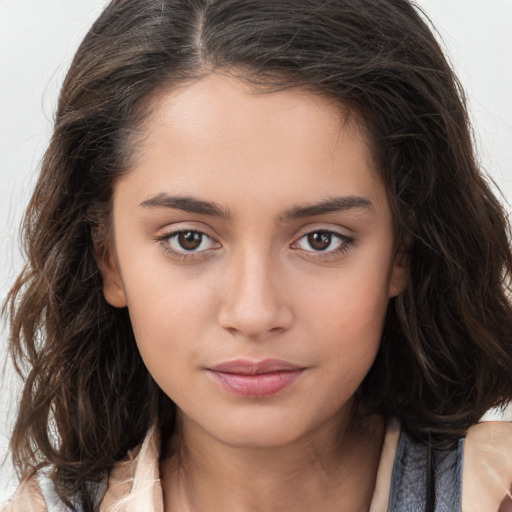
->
xmin=5 ymin=0 xmax=512 ymax=508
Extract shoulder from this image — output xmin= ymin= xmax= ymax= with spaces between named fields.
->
xmin=1 ymin=476 xmax=47 ymax=512
xmin=1 ymin=473 xmax=108 ymax=512
xmin=2 ymin=427 xmax=161 ymax=512
xmin=462 ymin=421 xmax=512 ymax=512
xmin=388 ymin=420 xmax=512 ymax=512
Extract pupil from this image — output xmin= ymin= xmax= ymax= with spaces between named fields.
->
xmin=178 ymin=231 xmax=202 ymax=250
xmin=308 ymin=231 xmax=331 ymax=251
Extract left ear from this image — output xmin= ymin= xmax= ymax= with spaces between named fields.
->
xmin=388 ymin=248 xmax=408 ymax=299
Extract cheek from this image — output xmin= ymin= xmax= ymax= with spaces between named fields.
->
xmin=116 ymin=235 xmax=215 ymax=332
xmin=317 ymin=303 xmax=386 ymax=372
xmin=300 ymin=264 xmax=390 ymax=369
xmin=303 ymin=259 xmax=391 ymax=327
xmin=125 ymin=276 xmax=211 ymax=351
xmin=126 ymin=294 xmax=203 ymax=402
xmin=119 ymin=261 xmax=224 ymax=387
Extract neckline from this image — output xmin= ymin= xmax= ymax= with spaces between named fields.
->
xmin=368 ymin=417 xmax=401 ymax=512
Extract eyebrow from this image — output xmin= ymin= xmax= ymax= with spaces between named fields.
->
xmin=282 ymin=196 xmax=373 ymax=219
xmin=139 ymin=193 xmax=373 ymax=220
xmin=139 ymin=194 xmax=230 ymax=218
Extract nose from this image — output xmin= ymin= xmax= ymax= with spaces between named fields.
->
xmin=218 ymin=250 xmax=294 ymax=340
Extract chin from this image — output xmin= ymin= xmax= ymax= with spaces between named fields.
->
xmin=213 ymin=425 xmax=307 ymax=449
xmin=201 ymin=409 xmax=323 ymax=449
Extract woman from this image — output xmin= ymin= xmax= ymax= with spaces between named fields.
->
xmin=3 ymin=0 xmax=512 ymax=510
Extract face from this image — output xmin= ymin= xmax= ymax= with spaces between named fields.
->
xmin=101 ymin=74 xmax=406 ymax=449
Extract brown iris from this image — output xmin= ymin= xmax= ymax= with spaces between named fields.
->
xmin=307 ymin=231 xmax=333 ymax=251
xmin=178 ymin=231 xmax=203 ymax=251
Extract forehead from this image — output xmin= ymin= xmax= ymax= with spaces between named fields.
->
xmin=118 ymin=73 xmax=387 ymax=216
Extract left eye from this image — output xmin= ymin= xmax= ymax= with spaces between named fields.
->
xmin=165 ymin=230 xmax=217 ymax=253
xmin=295 ymin=230 xmax=348 ymax=252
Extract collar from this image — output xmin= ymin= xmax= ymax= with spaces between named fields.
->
xmin=100 ymin=420 xmax=401 ymax=512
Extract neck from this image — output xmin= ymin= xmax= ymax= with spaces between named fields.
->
xmin=160 ymin=409 xmax=385 ymax=512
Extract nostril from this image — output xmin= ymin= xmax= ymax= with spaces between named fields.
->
xmin=497 ymin=486 xmax=512 ymax=512
xmin=223 ymin=325 xmax=283 ymax=340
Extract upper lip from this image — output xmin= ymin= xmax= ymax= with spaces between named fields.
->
xmin=209 ymin=358 xmax=304 ymax=375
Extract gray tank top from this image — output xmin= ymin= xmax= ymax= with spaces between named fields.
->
xmin=388 ymin=429 xmax=464 ymax=512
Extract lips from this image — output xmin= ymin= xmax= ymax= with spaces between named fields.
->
xmin=207 ymin=359 xmax=305 ymax=398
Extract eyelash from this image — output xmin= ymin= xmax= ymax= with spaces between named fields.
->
xmin=291 ymin=229 xmax=355 ymax=259
xmin=154 ymin=229 xmax=220 ymax=260
xmin=154 ymin=228 xmax=355 ymax=261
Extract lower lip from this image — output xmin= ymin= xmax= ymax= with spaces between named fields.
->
xmin=208 ymin=370 xmax=304 ymax=398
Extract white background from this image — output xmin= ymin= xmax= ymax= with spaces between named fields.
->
xmin=1 ymin=0 xmax=511 ymax=501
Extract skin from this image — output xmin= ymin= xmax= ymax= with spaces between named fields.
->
xmin=100 ymin=73 xmax=407 ymax=511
